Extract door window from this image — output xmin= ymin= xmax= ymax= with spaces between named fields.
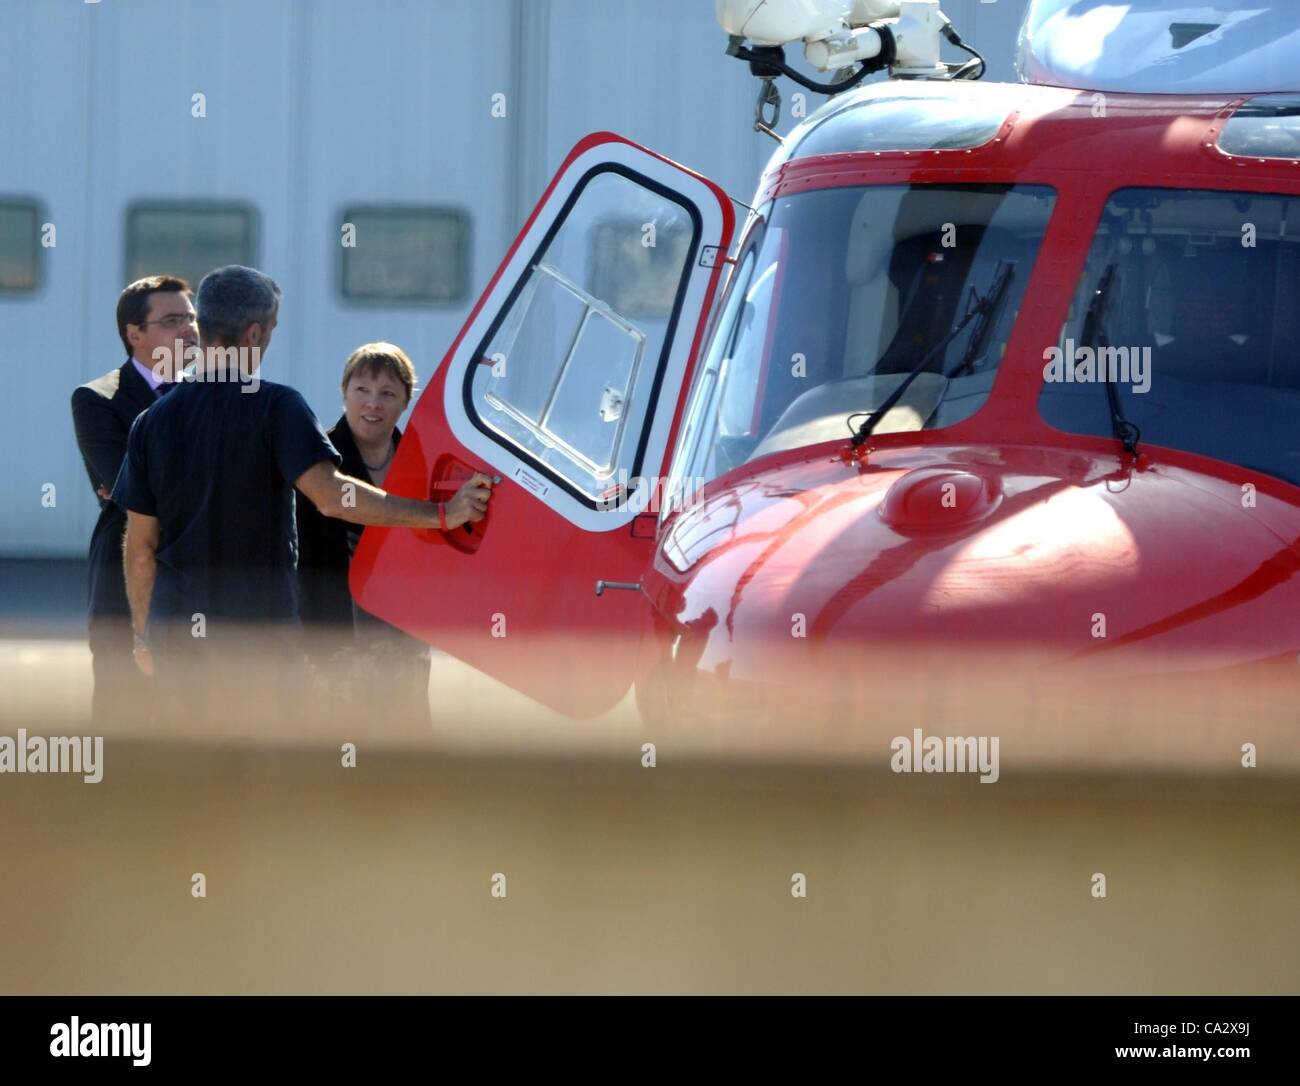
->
xmin=466 ymin=167 xmax=699 ymax=505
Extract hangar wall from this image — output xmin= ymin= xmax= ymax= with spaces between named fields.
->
xmin=0 ymin=0 xmax=1027 ymax=557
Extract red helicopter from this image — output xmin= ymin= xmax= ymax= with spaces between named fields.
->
xmin=349 ymin=0 xmax=1300 ymax=742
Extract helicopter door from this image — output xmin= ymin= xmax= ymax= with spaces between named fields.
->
xmin=349 ymin=132 xmax=735 ymax=717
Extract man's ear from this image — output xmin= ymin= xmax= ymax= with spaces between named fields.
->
xmin=126 ymin=324 xmax=143 ymax=349
xmin=238 ymin=322 xmax=263 ymax=349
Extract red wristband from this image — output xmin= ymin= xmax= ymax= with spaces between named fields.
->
xmin=438 ymin=502 xmax=448 ymax=532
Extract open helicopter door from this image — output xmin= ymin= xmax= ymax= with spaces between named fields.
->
xmin=349 ymin=132 xmax=735 ymax=717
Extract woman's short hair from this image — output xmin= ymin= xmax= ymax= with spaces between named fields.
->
xmin=340 ymin=342 xmax=418 ymax=405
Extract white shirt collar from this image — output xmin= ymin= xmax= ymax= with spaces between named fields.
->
xmin=130 ymin=357 xmax=166 ymax=392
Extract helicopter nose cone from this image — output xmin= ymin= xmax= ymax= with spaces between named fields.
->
xmin=878 ymin=466 xmax=1002 ymax=533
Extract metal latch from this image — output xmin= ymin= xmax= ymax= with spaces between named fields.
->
xmin=595 ymin=580 xmax=642 ymax=597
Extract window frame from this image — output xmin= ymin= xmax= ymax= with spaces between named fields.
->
xmin=460 ymin=162 xmax=703 ymax=510
xmin=337 ymin=203 xmax=472 ymax=306
xmin=0 ymin=196 xmax=46 ymax=296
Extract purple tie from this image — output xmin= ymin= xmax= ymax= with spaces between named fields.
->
xmin=155 ymin=382 xmax=175 ymax=399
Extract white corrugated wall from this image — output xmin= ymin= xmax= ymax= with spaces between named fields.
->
xmin=0 ymin=0 xmax=1026 ymax=557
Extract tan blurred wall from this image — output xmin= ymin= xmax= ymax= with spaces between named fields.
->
xmin=2 ymin=637 xmax=1296 ymax=993
xmin=1 ymin=743 xmax=1296 ymax=994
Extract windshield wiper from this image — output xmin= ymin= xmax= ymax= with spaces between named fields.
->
xmin=1081 ymin=263 xmax=1141 ymax=455
xmin=850 ymin=259 xmax=1016 ymax=448
xmin=953 ymin=258 xmax=1017 ymax=378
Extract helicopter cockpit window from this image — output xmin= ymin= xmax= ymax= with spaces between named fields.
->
xmin=1219 ymin=95 xmax=1300 ymax=159
xmin=1039 ymin=187 xmax=1300 ymax=487
xmin=466 ymin=169 xmax=698 ymax=503
xmin=668 ymin=183 xmax=1056 ymax=490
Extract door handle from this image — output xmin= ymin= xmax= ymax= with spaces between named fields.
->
xmin=431 ymin=474 xmax=502 ymax=535
xmin=429 ymin=457 xmax=498 ymax=553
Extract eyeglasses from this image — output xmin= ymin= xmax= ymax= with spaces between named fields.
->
xmin=140 ymin=313 xmax=198 ymax=331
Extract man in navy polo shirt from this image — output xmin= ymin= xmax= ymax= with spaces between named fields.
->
xmin=113 ymin=265 xmax=491 ymax=725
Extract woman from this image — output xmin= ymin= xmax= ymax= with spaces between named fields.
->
xmin=296 ymin=342 xmax=433 ymax=724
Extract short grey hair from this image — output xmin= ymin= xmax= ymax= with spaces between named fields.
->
xmin=196 ymin=265 xmax=281 ymax=345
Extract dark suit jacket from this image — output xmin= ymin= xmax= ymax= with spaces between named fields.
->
xmin=295 ymin=414 xmax=403 ymax=636
xmin=71 ymin=361 xmax=157 ymax=622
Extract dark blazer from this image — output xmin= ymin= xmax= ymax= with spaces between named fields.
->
xmin=296 ymin=414 xmax=403 ymax=634
xmin=70 ymin=360 xmax=158 ymax=621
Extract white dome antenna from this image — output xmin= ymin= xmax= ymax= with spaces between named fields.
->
xmin=717 ymin=0 xmax=984 ymax=139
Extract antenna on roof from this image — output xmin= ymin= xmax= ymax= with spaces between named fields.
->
xmin=718 ymin=1 xmax=983 ymax=138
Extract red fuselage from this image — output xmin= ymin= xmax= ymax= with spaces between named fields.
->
xmin=640 ymin=84 xmax=1300 ymax=715
xmin=353 ymin=84 xmax=1300 ymax=724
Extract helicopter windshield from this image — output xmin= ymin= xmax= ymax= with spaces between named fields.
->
xmin=670 ymin=183 xmax=1057 ymax=487
xmin=1039 ymin=187 xmax=1300 ymax=488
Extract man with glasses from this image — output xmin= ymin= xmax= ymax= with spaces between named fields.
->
xmin=71 ymin=275 xmax=197 ymax=725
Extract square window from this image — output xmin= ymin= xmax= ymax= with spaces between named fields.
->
xmin=340 ymin=206 xmax=470 ymax=304
xmin=126 ymin=202 xmax=257 ymax=292
xmin=0 ymin=200 xmax=42 ymax=293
